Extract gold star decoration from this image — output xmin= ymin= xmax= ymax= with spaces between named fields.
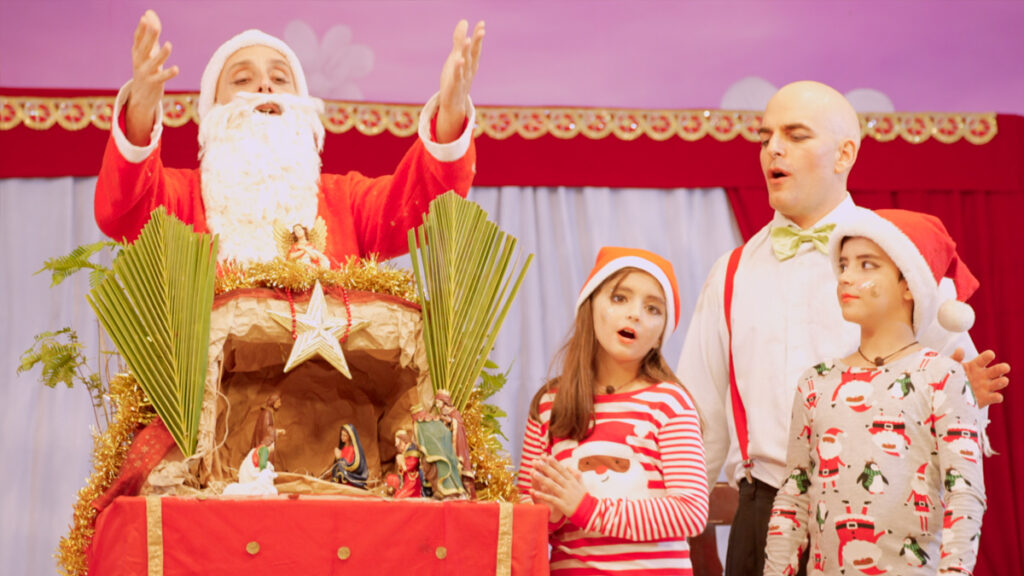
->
xmin=270 ymin=281 xmax=368 ymax=378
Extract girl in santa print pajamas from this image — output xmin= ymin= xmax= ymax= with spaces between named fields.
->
xmin=764 ymin=209 xmax=986 ymax=576
xmin=517 ymin=247 xmax=709 ymax=575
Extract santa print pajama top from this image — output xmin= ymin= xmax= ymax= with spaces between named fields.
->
xmin=764 ymin=349 xmax=986 ymax=576
xmin=517 ymin=382 xmax=709 ymax=575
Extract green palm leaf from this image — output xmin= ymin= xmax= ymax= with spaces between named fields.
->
xmin=86 ymin=208 xmax=217 ymax=457
xmin=408 ymin=192 xmax=532 ymax=411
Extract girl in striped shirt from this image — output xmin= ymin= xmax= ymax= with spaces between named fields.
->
xmin=518 ymin=246 xmax=709 ymax=575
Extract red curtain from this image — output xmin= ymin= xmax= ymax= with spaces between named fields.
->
xmin=727 ymin=120 xmax=1024 ymax=576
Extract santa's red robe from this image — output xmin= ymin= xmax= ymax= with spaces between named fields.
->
xmin=95 ymin=84 xmax=477 ymax=264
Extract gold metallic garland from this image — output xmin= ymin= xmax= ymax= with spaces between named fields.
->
xmin=463 ymin=389 xmax=518 ymax=503
xmin=214 ymin=256 xmax=418 ymax=302
xmin=0 ymin=94 xmax=999 ymax=145
xmin=57 ymin=373 xmax=155 ymax=576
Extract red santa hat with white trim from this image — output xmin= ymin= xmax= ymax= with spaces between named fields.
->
xmin=197 ymin=29 xmax=310 ymax=122
xmin=828 ymin=209 xmax=979 ymax=334
xmin=576 ymin=247 xmax=680 ymax=340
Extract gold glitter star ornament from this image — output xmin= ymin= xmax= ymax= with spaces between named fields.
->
xmin=269 ymin=281 xmax=367 ymax=377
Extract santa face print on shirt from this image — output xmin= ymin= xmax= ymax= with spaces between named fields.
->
xmin=559 ymin=420 xmax=653 ymax=500
xmin=832 ymin=369 xmax=881 ymax=413
xmin=942 ymin=417 xmax=981 ymax=464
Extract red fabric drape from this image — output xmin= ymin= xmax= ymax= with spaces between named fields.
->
xmin=726 ymin=124 xmax=1024 ymax=576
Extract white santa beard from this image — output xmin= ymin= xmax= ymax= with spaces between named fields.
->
xmin=580 ymin=466 xmax=649 ymax=499
xmin=910 ymin=477 xmax=929 ymax=494
xmin=818 ymin=440 xmax=842 ymax=460
xmin=841 ymin=381 xmax=873 ymax=404
xmin=871 ymin=430 xmax=907 ymax=454
xmin=843 ymin=540 xmax=883 ymax=566
xmin=946 ymin=438 xmax=979 ymax=460
xmin=199 ymin=92 xmax=326 ymax=266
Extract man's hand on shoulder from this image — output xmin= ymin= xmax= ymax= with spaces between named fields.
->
xmin=953 ymin=347 xmax=1010 ymax=408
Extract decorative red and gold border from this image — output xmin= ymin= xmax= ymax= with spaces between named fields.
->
xmin=0 ymin=93 xmax=999 ymax=145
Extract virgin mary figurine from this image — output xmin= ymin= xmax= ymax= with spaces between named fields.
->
xmin=329 ymin=423 xmax=369 ymax=488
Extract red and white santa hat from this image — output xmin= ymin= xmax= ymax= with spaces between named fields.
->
xmin=197 ymin=29 xmax=310 ymax=121
xmin=576 ymin=247 xmax=680 ymax=339
xmin=829 ymin=209 xmax=979 ymax=334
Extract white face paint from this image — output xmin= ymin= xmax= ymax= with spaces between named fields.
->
xmin=857 ymin=279 xmax=879 ymax=297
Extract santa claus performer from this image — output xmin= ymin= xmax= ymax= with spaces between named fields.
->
xmin=764 ymin=209 xmax=986 ymax=575
xmin=95 ymin=10 xmax=484 ymax=266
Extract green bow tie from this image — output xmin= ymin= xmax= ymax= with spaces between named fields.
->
xmin=770 ymin=223 xmax=836 ymax=261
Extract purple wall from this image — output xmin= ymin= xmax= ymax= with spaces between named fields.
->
xmin=2 ymin=1 xmax=1023 ymax=113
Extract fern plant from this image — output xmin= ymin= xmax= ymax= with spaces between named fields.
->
xmin=37 ymin=239 xmax=120 ymax=289
xmin=18 ymin=328 xmax=110 ymax=428
xmin=20 ymin=241 xmax=123 ymax=429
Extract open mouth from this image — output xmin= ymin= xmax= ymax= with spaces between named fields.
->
xmin=853 ymin=558 xmax=874 ymax=567
xmin=883 ymin=442 xmax=897 ymax=451
xmin=254 ymin=102 xmax=283 ymax=115
xmin=769 ymin=167 xmax=791 ymax=181
xmin=847 ymin=395 xmax=864 ymax=403
xmin=617 ymin=328 xmax=636 ymax=340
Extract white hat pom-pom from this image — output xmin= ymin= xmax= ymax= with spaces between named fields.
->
xmin=938 ymin=300 xmax=976 ymax=332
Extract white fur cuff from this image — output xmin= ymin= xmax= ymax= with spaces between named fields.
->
xmin=110 ymin=80 xmax=163 ymax=164
xmin=418 ymin=92 xmax=475 ymax=163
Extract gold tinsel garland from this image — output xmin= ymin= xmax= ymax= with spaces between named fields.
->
xmin=215 ymin=256 xmax=418 ymax=303
xmin=57 ymin=373 xmax=155 ymax=576
xmin=463 ymin=389 xmax=518 ymax=502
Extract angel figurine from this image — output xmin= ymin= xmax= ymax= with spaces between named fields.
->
xmin=274 ymin=217 xmax=331 ymax=269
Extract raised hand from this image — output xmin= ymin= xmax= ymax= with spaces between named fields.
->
xmin=126 ymin=10 xmax=179 ymax=146
xmin=953 ymin=348 xmax=1011 ymax=408
xmin=435 ymin=20 xmax=484 ymax=144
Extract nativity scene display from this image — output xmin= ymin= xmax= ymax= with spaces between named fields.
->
xmin=28 ymin=194 xmax=532 ymax=574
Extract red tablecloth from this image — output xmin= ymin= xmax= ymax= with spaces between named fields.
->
xmin=88 ymin=496 xmax=550 ymax=575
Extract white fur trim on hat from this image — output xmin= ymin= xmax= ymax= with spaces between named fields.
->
xmin=576 ymin=255 xmax=677 ymax=339
xmin=197 ymin=29 xmax=309 ymax=121
xmin=828 ymin=211 xmax=938 ymax=335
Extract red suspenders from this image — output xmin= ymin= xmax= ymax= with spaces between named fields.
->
xmin=724 ymin=244 xmax=755 ymax=483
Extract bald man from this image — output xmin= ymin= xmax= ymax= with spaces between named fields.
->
xmin=676 ymin=81 xmax=1007 ymax=576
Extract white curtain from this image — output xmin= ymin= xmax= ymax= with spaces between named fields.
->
xmin=0 ymin=179 xmax=740 ymax=574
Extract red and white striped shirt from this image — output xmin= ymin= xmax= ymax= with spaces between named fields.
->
xmin=518 ymin=382 xmax=709 ymax=575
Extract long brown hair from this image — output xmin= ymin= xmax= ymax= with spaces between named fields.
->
xmin=529 ymin=268 xmax=688 ymax=442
